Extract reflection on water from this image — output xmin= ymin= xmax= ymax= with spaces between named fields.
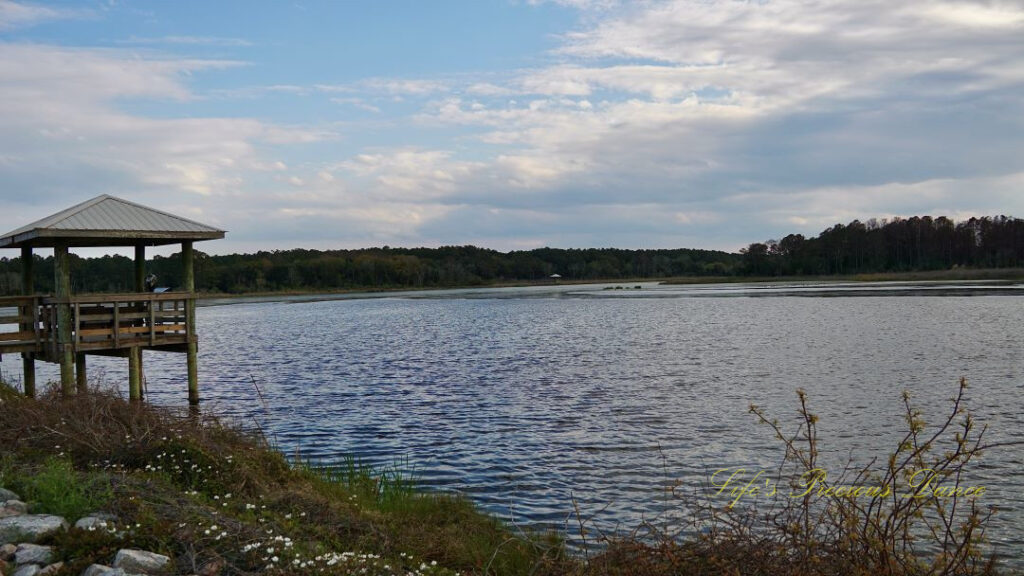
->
xmin=8 ymin=281 xmax=1024 ymax=561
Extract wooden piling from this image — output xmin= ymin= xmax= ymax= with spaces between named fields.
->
xmin=54 ymin=243 xmax=75 ymax=394
xmin=129 ymin=244 xmax=145 ymax=401
xmin=76 ymin=353 xmax=87 ymax=393
xmin=183 ymin=241 xmax=198 ymax=405
xmin=129 ymin=347 xmax=141 ymax=401
xmin=20 ymin=246 xmax=35 ymax=397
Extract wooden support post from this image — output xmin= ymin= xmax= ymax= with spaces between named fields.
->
xmin=183 ymin=241 xmax=198 ymax=405
xmin=20 ymin=246 xmax=35 ymax=398
xmin=54 ymin=243 xmax=75 ymax=395
xmin=76 ymin=353 xmax=87 ymax=393
xmin=129 ymin=347 xmax=141 ymax=401
xmin=135 ymin=245 xmax=146 ymax=290
xmin=130 ymin=245 xmax=145 ymax=401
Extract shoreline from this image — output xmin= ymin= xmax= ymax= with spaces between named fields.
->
xmin=193 ymin=268 xmax=1024 ymax=307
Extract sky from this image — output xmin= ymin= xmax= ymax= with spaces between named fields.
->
xmin=0 ymin=0 xmax=1022 ymax=256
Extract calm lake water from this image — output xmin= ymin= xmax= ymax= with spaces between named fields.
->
xmin=7 ymin=281 xmax=1024 ymax=560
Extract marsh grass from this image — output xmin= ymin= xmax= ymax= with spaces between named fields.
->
xmin=300 ymin=455 xmax=418 ymax=511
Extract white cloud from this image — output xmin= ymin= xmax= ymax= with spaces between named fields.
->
xmin=0 ymin=44 xmax=331 ymax=236
xmin=316 ymin=78 xmax=449 ymax=97
xmin=407 ymin=0 xmax=1024 ymax=239
xmin=116 ymin=35 xmax=254 ymax=47
xmin=0 ymin=0 xmax=90 ymax=30
xmin=330 ymin=97 xmax=382 ymax=113
xmin=339 ymin=148 xmax=482 ymax=200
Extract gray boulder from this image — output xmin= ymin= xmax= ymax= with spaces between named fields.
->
xmin=85 ymin=512 xmax=117 ymax=522
xmin=0 ymin=515 xmax=67 ymax=544
xmin=2 ymin=498 xmax=28 ymax=510
xmin=81 ymin=565 xmax=127 ymax=576
xmin=0 ymin=488 xmax=19 ymax=502
xmin=15 ymin=544 xmax=55 ymax=566
xmin=112 ymin=549 xmax=171 ymax=575
xmin=37 ymin=563 xmax=63 ymax=576
xmin=12 ymin=564 xmax=40 ymax=576
xmin=0 ymin=500 xmax=28 ymax=519
xmin=74 ymin=517 xmax=110 ymax=530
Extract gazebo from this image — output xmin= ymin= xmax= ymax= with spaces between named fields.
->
xmin=0 ymin=195 xmax=224 ymax=404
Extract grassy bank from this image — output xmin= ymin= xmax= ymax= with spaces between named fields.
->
xmin=0 ymin=383 xmax=574 ymax=575
xmin=0 ymin=380 xmax=1010 ymax=575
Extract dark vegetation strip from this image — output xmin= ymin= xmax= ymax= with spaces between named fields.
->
xmin=0 ymin=215 xmax=1022 ymax=295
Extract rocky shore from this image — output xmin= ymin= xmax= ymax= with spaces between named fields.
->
xmin=1 ymin=488 xmax=171 ymax=576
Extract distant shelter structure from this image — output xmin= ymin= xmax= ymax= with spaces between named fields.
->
xmin=0 ymin=195 xmax=224 ymax=404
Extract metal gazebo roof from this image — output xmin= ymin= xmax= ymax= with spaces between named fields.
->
xmin=0 ymin=195 xmax=226 ymax=248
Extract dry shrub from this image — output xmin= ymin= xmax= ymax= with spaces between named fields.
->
xmin=583 ymin=378 xmax=1012 ymax=576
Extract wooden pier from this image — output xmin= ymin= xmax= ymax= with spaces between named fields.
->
xmin=0 ymin=293 xmax=194 ymax=356
xmin=0 ymin=195 xmax=223 ymax=404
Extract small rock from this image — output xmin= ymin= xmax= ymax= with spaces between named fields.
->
xmin=73 ymin=517 xmax=110 ymax=530
xmin=2 ymin=501 xmax=28 ymax=514
xmin=0 ymin=488 xmax=19 ymax=502
xmin=15 ymin=544 xmax=54 ymax=566
xmin=0 ymin=515 xmax=67 ymax=544
xmin=112 ymin=549 xmax=171 ymax=575
xmin=85 ymin=512 xmax=117 ymax=522
xmin=37 ymin=563 xmax=62 ymax=576
xmin=0 ymin=500 xmax=28 ymax=519
xmin=81 ymin=565 xmax=126 ymax=576
xmin=1 ymin=542 xmax=17 ymax=560
xmin=12 ymin=565 xmax=39 ymax=576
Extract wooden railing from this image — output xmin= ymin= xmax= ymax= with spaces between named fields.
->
xmin=0 ymin=293 xmax=194 ymax=359
xmin=0 ymin=295 xmax=43 ymax=354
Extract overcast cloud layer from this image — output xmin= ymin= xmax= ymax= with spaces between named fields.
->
xmin=1 ymin=0 xmax=1022 ymax=254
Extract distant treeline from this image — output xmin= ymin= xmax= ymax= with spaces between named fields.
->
xmin=741 ymin=215 xmax=1024 ymax=276
xmin=0 ymin=246 xmax=738 ymax=295
xmin=0 ymin=215 xmax=1021 ymax=295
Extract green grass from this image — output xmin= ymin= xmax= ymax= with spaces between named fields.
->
xmin=4 ymin=456 xmax=112 ymax=520
xmin=301 ymin=455 xmax=418 ymax=512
